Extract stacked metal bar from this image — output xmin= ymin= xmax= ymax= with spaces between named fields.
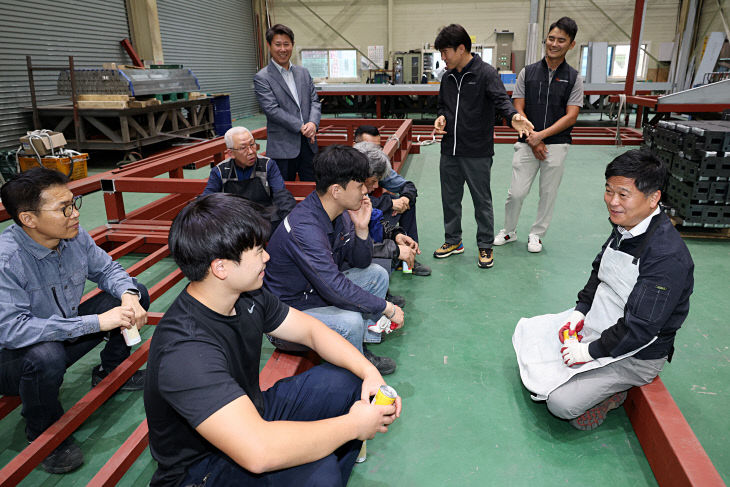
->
xmin=645 ymin=120 xmax=730 ymax=227
xmin=57 ymin=68 xmax=200 ymax=97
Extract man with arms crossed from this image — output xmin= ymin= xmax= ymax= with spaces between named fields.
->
xmin=144 ymin=194 xmax=400 ymax=486
xmin=495 ymin=17 xmax=583 ymax=253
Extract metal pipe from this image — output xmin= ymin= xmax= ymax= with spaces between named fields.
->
xmin=69 ymin=56 xmax=82 ymax=151
xmin=587 ymin=0 xmax=659 ymax=64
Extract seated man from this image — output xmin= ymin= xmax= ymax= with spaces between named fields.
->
xmin=202 ymin=126 xmax=296 ymax=233
xmin=354 ymin=141 xmax=421 ymax=278
xmin=513 ymin=150 xmax=693 ymax=430
xmin=354 ymin=125 xmax=430 ymax=276
xmin=0 ymin=168 xmax=149 ymax=473
xmin=265 ymin=145 xmax=404 ymax=375
xmin=145 ymin=193 xmax=400 ymax=486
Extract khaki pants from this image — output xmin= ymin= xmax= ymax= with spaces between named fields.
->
xmin=503 ymin=142 xmax=570 ymax=238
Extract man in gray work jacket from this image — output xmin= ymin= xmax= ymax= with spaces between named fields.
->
xmin=495 ymin=17 xmax=583 ymax=254
xmin=432 ymin=24 xmax=533 ymax=269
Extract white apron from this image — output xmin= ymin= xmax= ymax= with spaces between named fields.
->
xmin=513 ymin=237 xmax=657 ymax=400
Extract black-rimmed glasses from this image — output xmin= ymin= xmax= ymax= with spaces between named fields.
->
xmin=35 ymin=195 xmax=83 ymax=217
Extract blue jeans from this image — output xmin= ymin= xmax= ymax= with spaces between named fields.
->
xmin=180 ymin=364 xmax=362 ymax=487
xmin=270 ymin=264 xmax=389 ymax=351
xmin=0 ymin=283 xmax=149 ymax=440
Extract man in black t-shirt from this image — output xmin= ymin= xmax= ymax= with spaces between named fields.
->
xmin=144 ymin=193 xmax=401 ymax=487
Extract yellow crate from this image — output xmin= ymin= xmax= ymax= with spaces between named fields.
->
xmin=18 ymin=153 xmax=88 ymax=181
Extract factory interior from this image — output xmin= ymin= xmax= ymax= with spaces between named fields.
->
xmin=0 ymin=0 xmax=729 ymax=485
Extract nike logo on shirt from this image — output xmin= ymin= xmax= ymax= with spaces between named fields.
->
xmin=248 ymin=303 xmax=256 ymax=314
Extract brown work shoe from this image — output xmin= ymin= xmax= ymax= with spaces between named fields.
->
xmin=477 ymin=248 xmax=494 ymax=268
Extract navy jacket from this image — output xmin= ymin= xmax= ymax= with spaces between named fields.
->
xmin=264 ymin=191 xmax=386 ymax=314
xmin=577 ymin=212 xmax=694 ymax=361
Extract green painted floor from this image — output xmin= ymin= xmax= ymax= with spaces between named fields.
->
xmin=1 ymin=114 xmax=728 ymax=486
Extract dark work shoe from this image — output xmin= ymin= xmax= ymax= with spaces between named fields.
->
xmin=363 ymin=346 xmax=396 ymax=375
xmin=386 ymin=291 xmax=406 ymax=308
xmin=477 ymin=248 xmax=494 ymax=268
xmin=411 ymin=260 xmax=431 ymax=276
xmin=40 ymin=437 xmax=84 ymax=474
xmin=91 ymin=365 xmax=145 ymax=391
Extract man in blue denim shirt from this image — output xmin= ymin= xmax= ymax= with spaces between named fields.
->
xmin=0 ymin=168 xmax=149 ymax=474
xmin=264 ymin=146 xmax=404 ymax=375
xmin=354 ymin=125 xmax=431 ymax=276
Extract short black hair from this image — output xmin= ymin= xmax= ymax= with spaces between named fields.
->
xmin=605 ymin=149 xmax=667 ymax=196
xmin=169 ymin=193 xmax=269 ymax=282
xmin=266 ymin=24 xmax=294 ymax=44
xmin=354 ymin=125 xmax=380 ymax=143
xmin=548 ymin=17 xmax=578 ymax=42
xmin=0 ymin=167 xmax=69 ymax=226
xmin=313 ymin=145 xmax=369 ymax=195
xmin=434 ymin=24 xmax=471 ymax=52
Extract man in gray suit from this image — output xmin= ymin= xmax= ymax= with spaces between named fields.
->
xmin=254 ymin=24 xmax=322 ymax=182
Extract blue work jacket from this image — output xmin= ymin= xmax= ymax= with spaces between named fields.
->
xmin=264 ymin=191 xmax=386 ymax=314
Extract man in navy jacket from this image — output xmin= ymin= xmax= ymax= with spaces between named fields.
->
xmin=264 ymin=145 xmax=403 ymax=375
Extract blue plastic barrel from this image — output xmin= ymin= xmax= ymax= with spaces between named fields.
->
xmin=212 ymin=94 xmax=232 ymax=136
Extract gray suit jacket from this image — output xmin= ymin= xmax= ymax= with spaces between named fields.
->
xmin=253 ymin=59 xmax=322 ymax=160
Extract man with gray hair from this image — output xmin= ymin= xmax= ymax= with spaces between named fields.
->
xmin=353 ymin=128 xmax=430 ymax=277
xmin=203 ymin=126 xmax=296 ymax=233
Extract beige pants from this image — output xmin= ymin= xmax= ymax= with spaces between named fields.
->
xmin=503 ymin=142 xmax=570 ymax=237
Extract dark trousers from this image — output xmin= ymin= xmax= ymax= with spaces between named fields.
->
xmin=0 ymin=283 xmax=150 ymax=440
xmin=181 ymin=364 xmax=363 ymax=487
xmin=439 ymin=154 xmax=495 ymax=249
xmin=379 ymin=197 xmax=419 ymax=243
xmin=275 ymin=135 xmax=316 ymax=181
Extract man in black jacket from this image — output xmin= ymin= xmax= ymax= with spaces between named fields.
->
xmin=547 ymin=150 xmax=693 ymax=430
xmin=432 ymin=24 xmax=533 ymax=269
xmin=495 ymin=17 xmax=583 ymax=254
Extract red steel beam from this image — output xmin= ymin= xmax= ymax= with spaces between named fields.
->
xmin=0 ymin=340 xmax=150 ymax=486
xmin=87 ymin=419 xmax=149 ymax=487
xmin=148 ymin=268 xmax=184 ymax=302
xmin=105 ymin=178 xmax=207 ymax=194
xmin=0 ymin=396 xmax=21 ymax=421
xmin=624 ymin=0 xmax=646 ymax=95
xmin=625 ymin=377 xmax=725 ymax=486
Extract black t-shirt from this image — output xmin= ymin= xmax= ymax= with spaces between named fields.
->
xmin=143 ymin=287 xmax=289 ymax=487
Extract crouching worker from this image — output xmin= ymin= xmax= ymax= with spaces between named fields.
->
xmin=0 ymin=168 xmax=149 ymax=473
xmin=144 ymin=193 xmax=401 ymax=486
xmin=513 ymin=150 xmax=693 ymax=430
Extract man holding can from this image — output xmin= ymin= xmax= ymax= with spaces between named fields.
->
xmin=0 ymin=168 xmax=149 ymax=474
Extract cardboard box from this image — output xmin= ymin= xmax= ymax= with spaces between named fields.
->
xmin=18 ymin=153 xmax=88 ymax=181
xmin=19 ymin=131 xmax=67 ymax=156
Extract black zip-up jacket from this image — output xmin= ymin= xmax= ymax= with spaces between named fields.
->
xmin=576 ymin=211 xmax=694 ymax=361
xmin=437 ymin=54 xmax=518 ymax=158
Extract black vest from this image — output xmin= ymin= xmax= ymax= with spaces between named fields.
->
xmin=522 ymin=58 xmax=578 ymax=144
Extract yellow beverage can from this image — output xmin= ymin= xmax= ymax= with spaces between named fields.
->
xmin=373 ymin=385 xmax=397 ymax=405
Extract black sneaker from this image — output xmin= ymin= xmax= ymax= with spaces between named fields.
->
xmin=362 ymin=346 xmax=396 ymax=375
xmin=91 ymin=364 xmax=145 ymax=391
xmin=412 ymin=260 xmax=432 ymax=276
xmin=386 ymin=291 xmax=406 ymax=308
xmin=39 ymin=437 xmax=84 ymax=474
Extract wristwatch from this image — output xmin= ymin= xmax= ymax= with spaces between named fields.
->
xmin=123 ymin=288 xmax=141 ymax=299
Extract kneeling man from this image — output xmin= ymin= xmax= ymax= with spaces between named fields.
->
xmin=513 ymin=150 xmax=693 ymax=430
xmin=145 ymin=194 xmax=400 ymax=486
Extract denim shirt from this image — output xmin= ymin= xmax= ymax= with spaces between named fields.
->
xmin=0 ymin=224 xmax=135 ymax=350
xmin=264 ymin=191 xmax=386 ymax=314
xmin=379 ymin=169 xmax=407 ymax=194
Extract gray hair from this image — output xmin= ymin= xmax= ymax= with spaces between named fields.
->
xmin=224 ymin=126 xmax=253 ymax=149
xmin=353 ymin=141 xmax=391 ymax=180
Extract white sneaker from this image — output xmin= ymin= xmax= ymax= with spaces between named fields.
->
xmin=493 ymin=229 xmax=517 ymax=246
xmin=527 ymin=234 xmax=543 ymax=253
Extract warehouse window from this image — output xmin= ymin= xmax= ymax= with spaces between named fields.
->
xmin=301 ymin=49 xmax=358 ymax=80
xmin=579 ymin=44 xmax=647 ymax=80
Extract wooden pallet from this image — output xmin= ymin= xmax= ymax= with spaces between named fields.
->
xmin=669 ymin=215 xmax=730 ymax=239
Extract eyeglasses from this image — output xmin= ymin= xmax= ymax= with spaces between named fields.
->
xmin=34 ymin=195 xmax=83 ymax=218
xmin=231 ymin=143 xmax=257 ymax=153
